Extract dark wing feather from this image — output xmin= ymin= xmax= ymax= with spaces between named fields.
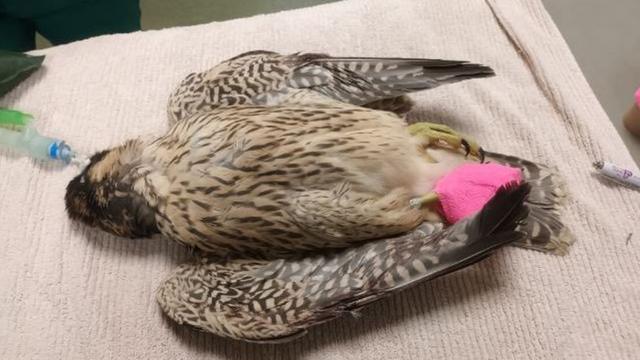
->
xmin=291 ymin=55 xmax=495 ymax=106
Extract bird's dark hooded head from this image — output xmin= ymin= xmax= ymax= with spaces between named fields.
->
xmin=65 ymin=140 xmax=159 ymax=238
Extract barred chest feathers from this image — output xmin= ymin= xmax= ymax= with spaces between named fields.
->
xmin=133 ymin=104 xmax=442 ymax=256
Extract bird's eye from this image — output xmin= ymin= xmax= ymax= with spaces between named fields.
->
xmin=80 ymin=176 xmax=86 ymax=184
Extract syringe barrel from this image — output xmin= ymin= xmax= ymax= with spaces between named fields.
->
xmin=0 ymin=126 xmax=64 ymax=161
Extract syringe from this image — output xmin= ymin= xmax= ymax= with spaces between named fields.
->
xmin=593 ymin=161 xmax=640 ymax=190
xmin=0 ymin=108 xmax=83 ymax=165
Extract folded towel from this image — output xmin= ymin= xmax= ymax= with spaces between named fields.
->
xmin=1 ymin=0 xmax=639 ymax=359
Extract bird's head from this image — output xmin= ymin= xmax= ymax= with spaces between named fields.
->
xmin=65 ymin=140 xmax=159 ymax=238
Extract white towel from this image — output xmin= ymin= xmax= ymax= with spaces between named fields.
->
xmin=1 ymin=0 xmax=639 ymax=358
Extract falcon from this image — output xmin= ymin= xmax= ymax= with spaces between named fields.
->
xmin=65 ymin=51 xmax=573 ymax=342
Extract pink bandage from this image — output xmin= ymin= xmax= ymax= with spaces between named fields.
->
xmin=435 ymin=163 xmax=523 ymax=223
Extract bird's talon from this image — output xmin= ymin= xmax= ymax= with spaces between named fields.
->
xmin=408 ymin=122 xmax=484 ymax=162
xmin=459 ymin=137 xmax=483 ymax=161
xmin=461 ymin=139 xmax=471 ymax=157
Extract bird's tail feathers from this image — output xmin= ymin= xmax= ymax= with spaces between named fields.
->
xmin=485 ymin=151 xmax=575 ymax=255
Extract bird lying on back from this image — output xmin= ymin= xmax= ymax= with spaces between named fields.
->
xmin=65 ymin=51 xmax=573 ymax=342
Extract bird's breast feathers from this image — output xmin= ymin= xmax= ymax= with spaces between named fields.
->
xmin=134 ymin=104 xmax=464 ymax=255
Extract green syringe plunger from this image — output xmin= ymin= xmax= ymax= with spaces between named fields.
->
xmin=0 ymin=108 xmax=77 ymax=164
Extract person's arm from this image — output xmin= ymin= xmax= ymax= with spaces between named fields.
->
xmin=623 ymin=87 xmax=640 ymax=137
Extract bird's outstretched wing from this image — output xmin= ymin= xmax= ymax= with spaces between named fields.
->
xmin=157 ymin=183 xmax=529 ymax=343
xmin=167 ymin=50 xmax=495 ymax=123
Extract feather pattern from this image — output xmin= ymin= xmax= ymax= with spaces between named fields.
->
xmin=167 ymin=51 xmax=494 ymax=123
xmin=156 ymin=183 xmax=529 ymax=343
xmin=63 ymin=50 xmax=576 ymax=344
xmin=485 ymin=151 xmax=574 ymax=255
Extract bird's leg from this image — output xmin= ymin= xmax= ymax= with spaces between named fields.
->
xmin=408 ymin=122 xmax=484 ymax=218
xmin=408 ymin=122 xmax=485 ymax=162
xmin=409 ymin=192 xmax=444 ymax=222
xmin=409 ymin=192 xmax=439 ymax=208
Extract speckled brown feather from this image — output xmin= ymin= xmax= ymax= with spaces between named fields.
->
xmin=141 ymin=103 xmax=430 ymax=257
xmin=156 ymin=183 xmax=530 ymax=342
xmin=167 ymin=51 xmax=495 ymax=124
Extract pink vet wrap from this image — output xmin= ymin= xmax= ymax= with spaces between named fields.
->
xmin=635 ymin=87 xmax=640 ymax=107
xmin=435 ymin=163 xmax=523 ymax=224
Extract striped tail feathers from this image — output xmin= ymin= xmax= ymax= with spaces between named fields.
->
xmin=485 ymin=152 xmax=575 ymax=255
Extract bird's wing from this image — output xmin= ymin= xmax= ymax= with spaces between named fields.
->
xmin=156 ymin=183 xmax=529 ymax=343
xmin=287 ymin=185 xmax=423 ymax=247
xmin=285 ymin=54 xmax=495 ymax=106
xmin=167 ymin=51 xmax=495 ymax=123
xmin=167 ymin=50 xmax=281 ymax=124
